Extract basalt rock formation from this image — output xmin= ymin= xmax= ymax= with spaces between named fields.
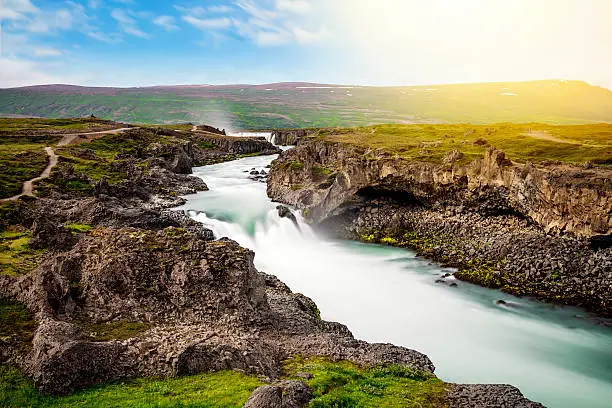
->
xmin=270 ymin=128 xmax=320 ymax=146
xmin=190 ymin=131 xmax=281 ymax=160
xmin=267 ymin=140 xmax=612 ymax=316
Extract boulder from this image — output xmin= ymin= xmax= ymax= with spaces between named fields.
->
xmin=243 ymin=385 xmax=282 ymax=408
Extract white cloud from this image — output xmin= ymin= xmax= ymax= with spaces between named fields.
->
xmin=13 ymin=2 xmax=89 ymax=34
xmin=33 ymin=46 xmax=64 ymax=57
xmin=183 ymin=15 xmax=232 ymax=30
xmin=153 ymin=15 xmax=179 ymax=31
xmin=275 ymin=0 xmax=311 ymax=14
xmin=0 ymin=0 xmax=38 ymax=20
xmin=111 ymin=8 xmax=150 ymax=38
xmin=175 ymin=4 xmax=233 ymax=15
xmin=111 ymin=8 xmax=132 ymax=24
xmin=235 ymin=0 xmax=279 ymax=21
xmin=87 ymin=30 xmax=123 ymax=43
xmin=26 ymin=9 xmax=75 ymax=33
xmin=0 ymin=57 xmax=59 ymax=88
xmin=208 ymin=5 xmax=233 ymax=13
xmin=179 ymin=0 xmax=326 ymax=47
xmin=88 ymin=0 xmax=101 ymax=8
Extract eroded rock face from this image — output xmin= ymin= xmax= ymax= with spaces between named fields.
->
xmin=268 ymin=140 xmax=612 ymax=237
xmin=267 ymin=140 xmax=612 ymax=315
xmin=196 ymin=135 xmax=281 ymax=156
xmin=270 ymin=129 xmax=320 ymax=146
xmin=29 ymin=219 xmax=75 ymax=250
xmin=3 ymin=225 xmax=436 ymax=395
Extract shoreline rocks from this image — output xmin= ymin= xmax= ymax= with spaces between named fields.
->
xmin=267 ymin=139 xmax=612 ymax=317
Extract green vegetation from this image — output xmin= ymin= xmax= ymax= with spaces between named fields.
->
xmin=64 ymin=223 xmax=93 ymax=233
xmin=0 ymin=229 xmax=45 ymax=276
xmin=317 ymin=123 xmax=612 ymax=165
xmin=0 ymin=366 xmax=262 ymax=408
xmin=79 ymin=320 xmax=149 ymax=342
xmin=37 ymin=129 xmax=168 ymax=197
xmin=198 ymin=141 xmax=219 ymax=150
xmin=0 ymin=201 xmax=22 ymax=230
xmin=0 ymin=356 xmax=448 ymax=408
xmin=284 ymin=357 xmax=448 ymax=408
xmin=0 ymin=118 xmax=120 ymax=135
xmin=1 ymin=80 xmax=612 ymax=128
xmin=289 ymin=160 xmax=305 ymax=170
xmin=454 ymin=261 xmax=504 ymax=289
xmin=0 ymin=298 xmax=37 ymax=354
xmin=0 ymin=135 xmax=60 ymax=198
xmin=151 ymin=123 xmax=194 ymax=131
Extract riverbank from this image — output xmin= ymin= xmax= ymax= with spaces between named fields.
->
xmin=266 ymin=129 xmax=612 ymax=318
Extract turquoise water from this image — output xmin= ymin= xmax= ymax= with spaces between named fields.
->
xmin=179 ymin=154 xmax=612 ymax=408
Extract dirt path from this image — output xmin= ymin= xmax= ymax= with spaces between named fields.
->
xmin=0 ymin=147 xmax=57 ymax=202
xmin=191 ymin=125 xmax=198 ymax=132
xmin=1 ymin=127 xmax=135 ymax=202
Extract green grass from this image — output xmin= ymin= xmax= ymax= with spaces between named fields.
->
xmin=0 ymin=298 xmax=37 ymax=355
xmin=0 ymin=118 xmax=120 ymax=135
xmin=284 ymin=357 xmax=448 ymax=408
xmin=289 ymin=160 xmax=305 ymax=170
xmin=0 ymin=135 xmax=60 ymax=198
xmin=0 ymin=357 xmax=449 ymax=408
xmin=151 ymin=123 xmax=194 ymax=131
xmin=64 ymin=223 xmax=93 ymax=233
xmin=78 ymin=320 xmax=150 ymax=342
xmin=0 ymin=229 xmax=46 ymax=276
xmin=316 ymin=123 xmax=612 ymax=165
xmin=37 ymin=129 xmax=175 ymax=197
xmin=0 ymin=366 xmax=262 ymax=408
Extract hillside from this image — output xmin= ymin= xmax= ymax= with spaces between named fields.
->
xmin=1 ymin=80 xmax=611 ymax=129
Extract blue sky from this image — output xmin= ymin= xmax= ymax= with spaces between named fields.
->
xmin=1 ymin=0 xmax=612 ymax=88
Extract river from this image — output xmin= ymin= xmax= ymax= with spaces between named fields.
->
xmin=178 ymin=152 xmax=612 ymax=408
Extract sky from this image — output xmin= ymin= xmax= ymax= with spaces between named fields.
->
xmin=1 ymin=0 xmax=611 ymax=89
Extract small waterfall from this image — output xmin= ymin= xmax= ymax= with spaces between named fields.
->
xmin=227 ymin=131 xmax=274 ymax=144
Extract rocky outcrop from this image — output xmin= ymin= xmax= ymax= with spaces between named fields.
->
xmin=194 ymin=124 xmax=226 ymax=135
xmin=268 ymin=140 xmax=611 ymax=237
xmin=1 ymin=224 xmax=436 ymax=395
xmin=270 ymin=129 xmax=321 ymax=146
xmin=243 ymin=381 xmax=312 ymax=408
xmin=195 ymin=134 xmax=281 ymax=156
xmin=267 ymin=140 xmax=612 ymax=316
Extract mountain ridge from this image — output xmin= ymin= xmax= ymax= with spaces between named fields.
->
xmin=1 ymin=79 xmax=611 ymax=128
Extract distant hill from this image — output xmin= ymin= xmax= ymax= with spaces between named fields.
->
xmin=1 ymin=80 xmax=611 ymax=129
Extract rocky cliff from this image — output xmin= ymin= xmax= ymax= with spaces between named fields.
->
xmin=267 ymin=140 xmax=612 ymax=316
xmin=270 ymin=129 xmax=321 ymax=146
xmin=193 ymin=133 xmax=281 ymax=156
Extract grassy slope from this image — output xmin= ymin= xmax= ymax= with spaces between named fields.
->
xmin=0 ymin=118 xmax=123 ymax=135
xmin=1 ymin=357 xmax=447 ymax=408
xmin=0 ymin=137 xmax=54 ymax=198
xmin=0 ymin=118 xmax=127 ymax=198
xmin=317 ymin=123 xmax=612 ymax=165
xmin=1 ymin=80 xmax=611 ymax=129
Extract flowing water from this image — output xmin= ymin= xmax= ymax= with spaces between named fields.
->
xmin=179 ymin=152 xmax=612 ymax=408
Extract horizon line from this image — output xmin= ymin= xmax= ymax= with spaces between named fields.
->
xmin=2 ymin=79 xmax=609 ymax=91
